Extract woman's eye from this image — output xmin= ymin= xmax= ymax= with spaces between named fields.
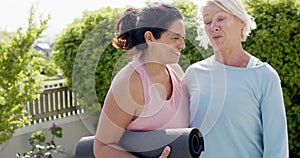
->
xmin=204 ymin=21 xmax=212 ymax=25
xmin=171 ymin=36 xmax=180 ymax=39
xmin=218 ymin=18 xmax=225 ymax=21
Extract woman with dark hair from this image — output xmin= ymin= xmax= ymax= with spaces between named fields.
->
xmin=93 ymin=3 xmax=188 ymax=157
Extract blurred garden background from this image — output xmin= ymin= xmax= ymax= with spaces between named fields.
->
xmin=0 ymin=0 xmax=299 ymax=157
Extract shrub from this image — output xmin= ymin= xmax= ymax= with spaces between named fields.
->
xmin=0 ymin=6 xmax=49 ymax=144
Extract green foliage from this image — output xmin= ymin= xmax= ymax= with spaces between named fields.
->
xmin=41 ymin=57 xmax=61 ymax=78
xmin=0 ymin=6 xmax=49 ymax=144
xmin=17 ymin=123 xmax=64 ymax=158
xmin=244 ymin=0 xmax=300 ymax=156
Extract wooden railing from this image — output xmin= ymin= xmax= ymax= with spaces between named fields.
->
xmin=24 ymin=79 xmax=83 ymax=125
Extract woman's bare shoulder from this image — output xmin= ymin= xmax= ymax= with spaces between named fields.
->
xmin=110 ymin=63 xmax=144 ymax=107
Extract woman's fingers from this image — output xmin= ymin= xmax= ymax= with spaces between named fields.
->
xmin=159 ymin=146 xmax=171 ymax=158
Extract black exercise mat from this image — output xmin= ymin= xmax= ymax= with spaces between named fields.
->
xmin=76 ymin=136 xmax=95 ymax=158
xmin=119 ymin=128 xmax=204 ymax=158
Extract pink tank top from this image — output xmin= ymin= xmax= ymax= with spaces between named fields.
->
xmin=127 ymin=59 xmax=190 ymax=131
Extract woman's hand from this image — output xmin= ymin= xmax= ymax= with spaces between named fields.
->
xmin=159 ymin=146 xmax=171 ymax=158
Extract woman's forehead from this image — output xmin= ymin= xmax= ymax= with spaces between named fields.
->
xmin=202 ymin=1 xmax=232 ymax=17
xmin=166 ymin=19 xmax=185 ymax=36
xmin=203 ymin=3 xmax=224 ymax=17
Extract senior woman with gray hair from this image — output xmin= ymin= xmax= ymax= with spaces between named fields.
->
xmin=182 ymin=0 xmax=289 ymax=157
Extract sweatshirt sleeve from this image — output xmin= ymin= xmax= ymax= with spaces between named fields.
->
xmin=261 ymin=66 xmax=289 ymax=158
xmin=183 ymin=66 xmax=199 ymax=126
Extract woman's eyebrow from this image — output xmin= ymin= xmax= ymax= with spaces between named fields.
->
xmin=169 ymin=31 xmax=185 ymax=37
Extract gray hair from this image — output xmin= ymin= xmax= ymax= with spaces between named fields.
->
xmin=196 ymin=0 xmax=257 ymax=49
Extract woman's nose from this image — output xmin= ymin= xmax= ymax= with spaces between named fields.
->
xmin=211 ymin=21 xmax=220 ymax=32
xmin=178 ymin=38 xmax=186 ymax=50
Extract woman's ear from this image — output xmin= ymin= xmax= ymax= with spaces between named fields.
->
xmin=144 ymin=31 xmax=154 ymax=43
xmin=240 ymin=21 xmax=246 ymax=30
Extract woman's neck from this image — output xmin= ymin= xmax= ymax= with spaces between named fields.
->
xmin=214 ymin=48 xmax=251 ymax=68
xmin=139 ymin=57 xmax=169 ymax=80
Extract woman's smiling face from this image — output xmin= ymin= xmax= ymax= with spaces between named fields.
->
xmin=150 ymin=19 xmax=186 ymax=64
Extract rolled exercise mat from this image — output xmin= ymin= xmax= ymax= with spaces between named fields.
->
xmin=119 ymin=128 xmax=204 ymax=158
xmin=75 ymin=136 xmax=95 ymax=158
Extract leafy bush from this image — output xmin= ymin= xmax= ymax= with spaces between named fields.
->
xmin=244 ymin=0 xmax=300 ymax=156
xmin=41 ymin=57 xmax=61 ymax=79
xmin=0 ymin=6 xmax=49 ymax=144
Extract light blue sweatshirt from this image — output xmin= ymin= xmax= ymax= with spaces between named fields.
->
xmin=183 ymin=56 xmax=288 ymax=158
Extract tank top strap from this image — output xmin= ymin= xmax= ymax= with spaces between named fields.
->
xmin=166 ymin=65 xmax=179 ymax=83
xmin=130 ymin=58 xmax=144 ymax=70
xmin=129 ymin=58 xmax=153 ymax=102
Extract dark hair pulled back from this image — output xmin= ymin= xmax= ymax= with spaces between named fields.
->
xmin=112 ymin=3 xmax=183 ymax=51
